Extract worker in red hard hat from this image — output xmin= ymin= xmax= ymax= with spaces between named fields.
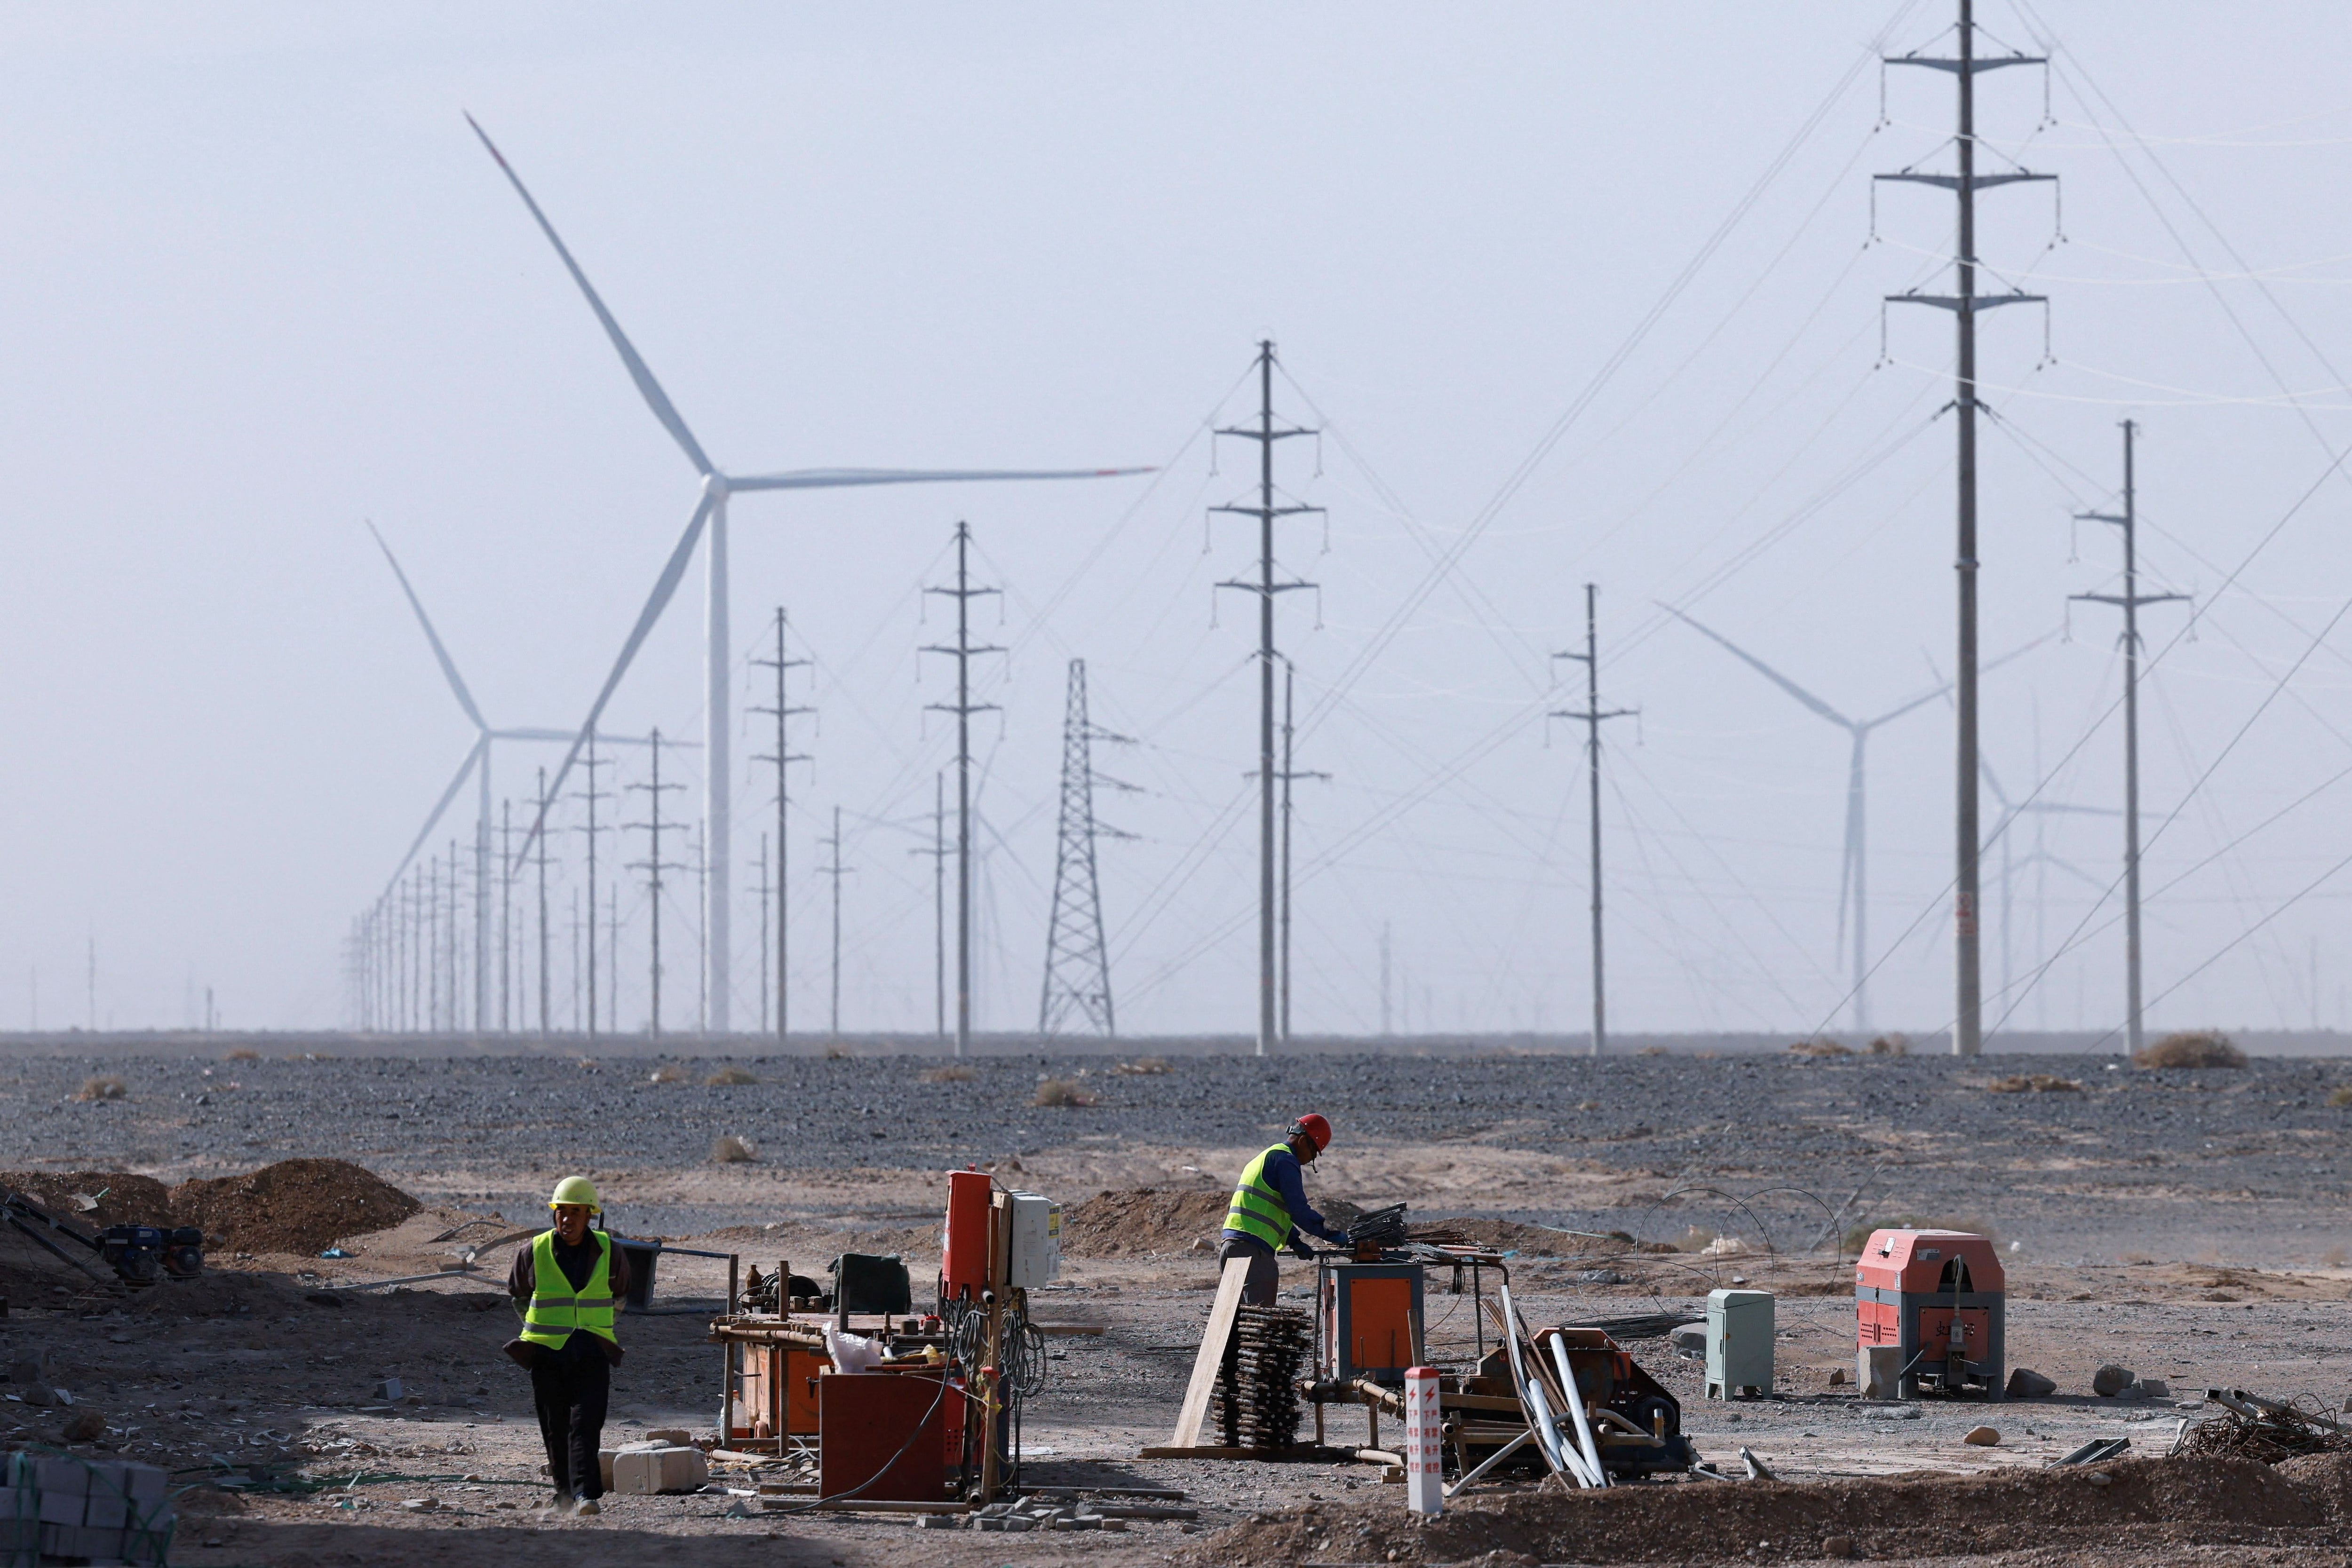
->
xmin=1220 ymin=1115 xmax=1345 ymax=1306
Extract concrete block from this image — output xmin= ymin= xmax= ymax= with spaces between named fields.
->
xmin=1858 ymin=1346 xmax=1903 ymax=1401
xmin=610 ymin=1446 xmax=709 ymax=1496
xmin=2091 ymin=1363 xmax=2134 ymax=1398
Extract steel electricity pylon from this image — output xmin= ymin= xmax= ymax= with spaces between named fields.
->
xmin=817 ymin=805 xmax=855 ymax=1037
xmin=921 ymin=523 xmax=1003 ymax=1057
xmin=1275 ymin=657 xmax=1327 ymax=1044
xmin=1040 ymin=659 xmax=1137 ymax=1036
xmin=1877 ymin=0 xmax=2056 ymax=1056
xmin=1211 ymin=341 xmax=1320 ymax=1056
xmin=2068 ymin=420 xmax=2185 ymax=1055
xmin=1552 ymin=586 xmax=1637 ymax=1057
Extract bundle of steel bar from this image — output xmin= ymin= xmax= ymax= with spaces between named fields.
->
xmin=1217 ymin=1305 xmax=1309 ymax=1450
xmin=1344 ymin=1204 xmax=1410 ymax=1251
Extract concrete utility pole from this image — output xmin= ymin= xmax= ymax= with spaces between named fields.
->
xmin=445 ymin=839 xmax=462 ymax=1036
xmin=908 ymin=773 xmax=949 ymax=1038
xmin=1276 ymin=659 xmax=1328 ymax=1044
xmin=752 ymin=833 xmax=773 ymax=1035
xmin=1879 ymin=0 xmax=2052 ymax=1057
xmin=750 ymin=607 xmax=811 ymax=1043
xmin=818 ymin=805 xmax=855 ymax=1037
xmin=572 ymin=734 xmax=611 ymax=1038
xmin=1379 ymin=922 xmax=1392 ymax=1037
xmin=499 ymin=799 xmax=514 ymax=1034
xmin=1211 ymin=341 xmax=1320 ymax=1057
xmin=2070 ymin=420 xmax=2184 ymax=1057
xmin=1552 ymin=585 xmax=1636 ymax=1058
xmin=922 ymin=523 xmax=1002 ymax=1058
xmin=626 ymin=731 xmax=687 ymax=1039
xmin=534 ymin=768 xmax=553 ymax=1035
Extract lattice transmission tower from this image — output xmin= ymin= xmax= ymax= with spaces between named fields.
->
xmin=1039 ymin=659 xmax=1135 ymax=1036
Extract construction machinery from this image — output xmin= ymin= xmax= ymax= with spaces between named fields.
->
xmin=1856 ymin=1227 xmax=2005 ymax=1399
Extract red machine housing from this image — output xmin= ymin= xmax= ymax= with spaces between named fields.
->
xmin=940 ymin=1169 xmax=993 ymax=1305
xmin=1856 ymin=1228 xmax=2005 ymax=1399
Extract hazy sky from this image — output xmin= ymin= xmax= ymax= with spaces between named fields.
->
xmin=8 ymin=2 xmax=2352 ymax=1040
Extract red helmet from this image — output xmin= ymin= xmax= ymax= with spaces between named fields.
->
xmin=1289 ymin=1113 xmax=1332 ymax=1152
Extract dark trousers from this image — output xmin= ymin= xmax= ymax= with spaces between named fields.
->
xmin=1218 ymin=1236 xmax=1281 ymax=1307
xmin=530 ymin=1349 xmax=610 ymax=1499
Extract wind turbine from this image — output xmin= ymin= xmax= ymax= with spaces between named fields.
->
xmin=467 ymin=116 xmax=1150 ymax=1034
xmin=1664 ymin=607 xmax=1948 ymax=1034
xmin=1977 ymin=751 xmax=2115 ymax=1038
xmin=370 ymin=523 xmax=669 ymax=1032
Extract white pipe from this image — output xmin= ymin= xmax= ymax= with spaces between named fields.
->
xmin=1547 ymin=1335 xmax=1610 ymax=1488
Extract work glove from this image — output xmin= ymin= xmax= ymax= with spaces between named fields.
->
xmin=1288 ymin=1238 xmax=1314 ymax=1260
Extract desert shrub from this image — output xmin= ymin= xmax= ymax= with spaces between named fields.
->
xmin=1986 ymin=1074 xmax=2083 ymax=1094
xmin=1868 ymin=1034 xmax=1909 ymax=1057
xmin=824 ymin=1045 xmax=850 ymax=1061
xmin=648 ymin=1064 xmax=689 ymax=1085
xmin=706 ymin=1066 xmax=757 ymax=1086
xmin=2133 ymin=1029 xmax=2246 ymax=1070
xmin=711 ymin=1135 xmax=758 ymax=1164
xmin=74 ymin=1076 xmax=125 ymax=1102
xmin=2328 ymin=1085 xmax=2352 ymax=1109
xmin=922 ymin=1064 xmax=976 ymax=1085
xmin=224 ymin=1047 xmax=260 ymax=1062
xmin=1112 ymin=1057 xmax=1172 ymax=1076
xmin=1033 ymin=1078 xmax=1097 ymax=1108
xmin=1788 ymin=1039 xmax=1851 ymax=1058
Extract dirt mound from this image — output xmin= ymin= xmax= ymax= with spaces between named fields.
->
xmin=1060 ymin=1188 xmax=1233 ymax=1257
xmin=1423 ymin=1218 xmax=1604 ymax=1257
xmin=0 ymin=1172 xmax=173 ymax=1228
xmin=169 ymin=1159 xmax=420 ymax=1255
xmin=1189 ymin=1456 xmax=2336 ymax=1565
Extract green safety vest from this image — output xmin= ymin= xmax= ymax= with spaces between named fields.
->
xmin=1225 ymin=1145 xmax=1296 ymax=1249
xmin=520 ymin=1229 xmax=618 ymax=1349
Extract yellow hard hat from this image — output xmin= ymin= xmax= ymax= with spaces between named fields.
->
xmin=548 ymin=1176 xmax=600 ymax=1212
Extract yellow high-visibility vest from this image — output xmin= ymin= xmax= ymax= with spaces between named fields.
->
xmin=1224 ymin=1145 xmax=1295 ymax=1249
xmin=519 ymin=1230 xmax=618 ymax=1349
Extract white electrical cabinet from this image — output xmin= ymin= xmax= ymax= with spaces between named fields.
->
xmin=1705 ymin=1287 xmax=1774 ymax=1399
xmin=1005 ymin=1192 xmax=1063 ymax=1288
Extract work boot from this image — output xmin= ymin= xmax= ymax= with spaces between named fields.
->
xmin=573 ymin=1497 xmax=601 ymax=1517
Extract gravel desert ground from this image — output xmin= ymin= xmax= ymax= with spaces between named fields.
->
xmin=0 ymin=1042 xmax=2346 ymax=1566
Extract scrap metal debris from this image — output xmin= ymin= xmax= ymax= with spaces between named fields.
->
xmin=2177 ymin=1389 xmax=2352 ymax=1465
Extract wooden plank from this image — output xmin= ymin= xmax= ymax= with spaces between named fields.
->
xmin=1167 ymin=1255 xmax=1251 ymax=1449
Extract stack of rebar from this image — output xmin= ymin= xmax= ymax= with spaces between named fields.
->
xmin=1345 ymin=1204 xmax=1410 ymax=1251
xmin=1216 ymin=1304 xmax=1309 ymax=1449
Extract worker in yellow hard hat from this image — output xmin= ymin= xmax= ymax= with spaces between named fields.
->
xmin=505 ymin=1176 xmax=633 ymax=1516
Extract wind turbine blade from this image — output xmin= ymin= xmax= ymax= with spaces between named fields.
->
xmin=725 ymin=465 xmax=1154 ymax=493
xmin=368 ymin=523 xmax=487 ymax=733
xmin=516 ymin=488 xmax=717 ymax=863
xmin=488 ymin=727 xmax=584 ymax=744
xmin=382 ymin=738 xmax=485 ymax=905
xmin=1878 ymin=633 xmax=2053 ymax=729
xmin=1658 ymin=604 xmax=1853 ymax=729
xmin=463 ymin=113 xmax=713 ymax=478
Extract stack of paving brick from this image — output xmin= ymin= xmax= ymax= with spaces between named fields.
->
xmin=1216 ymin=1304 xmax=1308 ymax=1450
xmin=1 ymin=1453 xmax=174 ymax=1566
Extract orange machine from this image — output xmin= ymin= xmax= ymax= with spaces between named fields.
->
xmin=1856 ymin=1228 xmax=2004 ymax=1399
xmin=940 ymin=1169 xmax=993 ymax=1305
xmin=1318 ymin=1262 xmax=1424 ymax=1383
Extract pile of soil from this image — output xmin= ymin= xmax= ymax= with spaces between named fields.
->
xmin=169 ymin=1159 xmax=420 ymax=1255
xmin=1425 ymin=1217 xmax=1605 ymax=1257
xmin=1191 ymin=1455 xmax=2346 ymax=1565
xmin=0 ymin=1171 xmax=174 ymax=1227
xmin=1059 ymin=1188 xmax=1234 ymax=1257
